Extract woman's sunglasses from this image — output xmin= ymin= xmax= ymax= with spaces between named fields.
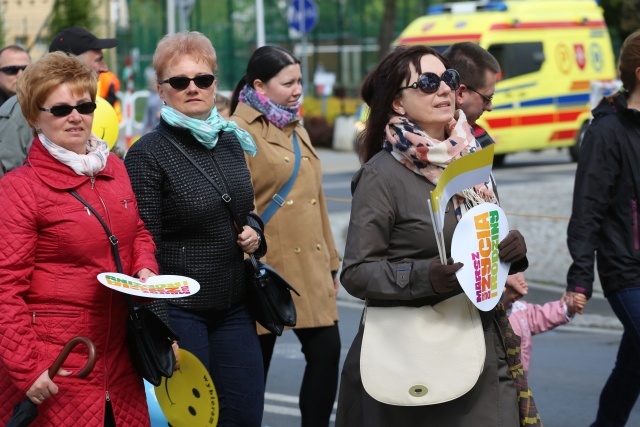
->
xmin=38 ymin=102 xmax=97 ymax=117
xmin=399 ymin=69 xmax=460 ymax=94
xmin=160 ymin=74 xmax=216 ymax=91
xmin=0 ymin=65 xmax=27 ymax=75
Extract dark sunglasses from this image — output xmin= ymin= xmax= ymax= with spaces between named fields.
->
xmin=0 ymin=65 xmax=28 ymax=75
xmin=465 ymin=85 xmax=493 ymax=105
xmin=399 ymin=69 xmax=460 ymax=94
xmin=38 ymin=102 xmax=97 ymax=117
xmin=160 ymin=74 xmax=216 ymax=91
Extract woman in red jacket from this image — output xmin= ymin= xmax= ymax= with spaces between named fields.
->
xmin=0 ymin=52 xmax=158 ymax=426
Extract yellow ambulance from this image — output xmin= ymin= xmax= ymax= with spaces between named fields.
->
xmin=394 ymin=0 xmax=617 ymax=164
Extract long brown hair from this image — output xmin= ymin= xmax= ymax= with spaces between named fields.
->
xmin=357 ymin=45 xmax=449 ymax=164
xmin=607 ymin=29 xmax=640 ymax=106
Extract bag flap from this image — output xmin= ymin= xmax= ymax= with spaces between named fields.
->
xmin=360 ymin=293 xmax=486 ymax=406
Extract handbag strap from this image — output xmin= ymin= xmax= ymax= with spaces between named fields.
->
xmin=260 ymin=132 xmax=301 ymax=225
xmin=68 ymin=190 xmax=136 ymax=312
xmin=155 ymin=127 xmax=263 ymax=273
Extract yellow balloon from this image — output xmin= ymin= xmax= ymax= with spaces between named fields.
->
xmin=92 ymin=96 xmax=119 ymax=149
xmin=154 ymin=349 xmax=220 ymax=426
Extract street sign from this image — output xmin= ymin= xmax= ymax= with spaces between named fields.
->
xmin=286 ymin=0 xmax=319 ymax=34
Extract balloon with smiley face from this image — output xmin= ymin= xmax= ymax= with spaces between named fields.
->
xmin=154 ymin=349 xmax=220 ymax=426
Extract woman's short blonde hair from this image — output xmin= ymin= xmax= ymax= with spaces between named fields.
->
xmin=16 ymin=51 xmax=97 ymax=126
xmin=153 ymin=31 xmax=217 ymax=82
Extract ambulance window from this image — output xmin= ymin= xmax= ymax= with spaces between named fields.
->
xmin=487 ymin=42 xmax=544 ymax=80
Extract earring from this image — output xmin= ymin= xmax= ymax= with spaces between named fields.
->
xmin=162 ymin=100 xmax=167 ymax=105
xmin=397 ymin=109 xmax=405 ymax=115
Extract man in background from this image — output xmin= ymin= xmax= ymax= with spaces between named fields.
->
xmin=0 ymin=45 xmax=30 ymax=106
xmin=443 ymin=42 xmax=500 ymax=148
xmin=0 ymin=27 xmax=117 ymax=171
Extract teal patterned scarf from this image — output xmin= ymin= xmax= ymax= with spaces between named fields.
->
xmin=160 ymin=105 xmax=257 ymax=156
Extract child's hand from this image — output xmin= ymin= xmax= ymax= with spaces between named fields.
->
xmin=563 ymin=292 xmax=588 ymax=315
xmin=502 ymin=273 xmax=528 ymax=306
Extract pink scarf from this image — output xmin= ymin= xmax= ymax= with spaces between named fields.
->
xmin=383 ymin=110 xmax=498 ymax=220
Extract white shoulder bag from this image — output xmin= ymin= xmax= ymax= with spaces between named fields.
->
xmin=360 ymin=293 xmax=486 ymax=406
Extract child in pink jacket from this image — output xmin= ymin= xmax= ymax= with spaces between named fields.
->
xmin=503 ymin=273 xmax=586 ymax=373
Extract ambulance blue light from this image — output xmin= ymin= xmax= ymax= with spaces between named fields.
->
xmin=484 ymin=2 xmax=508 ymax=11
xmin=427 ymin=5 xmax=445 ymax=15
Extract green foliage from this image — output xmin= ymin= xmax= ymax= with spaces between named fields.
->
xmin=597 ymin=0 xmax=639 ymax=54
xmin=49 ymin=0 xmax=98 ymax=37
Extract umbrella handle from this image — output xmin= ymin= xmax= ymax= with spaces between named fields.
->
xmin=48 ymin=336 xmax=97 ymax=379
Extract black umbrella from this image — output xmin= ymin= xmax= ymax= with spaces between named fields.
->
xmin=7 ymin=336 xmax=97 ymax=427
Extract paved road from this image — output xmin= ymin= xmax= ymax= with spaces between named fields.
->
xmin=263 ymin=300 xmax=640 ymax=427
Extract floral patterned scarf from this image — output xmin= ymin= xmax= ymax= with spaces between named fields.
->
xmin=238 ymin=85 xmax=300 ymax=130
xmin=383 ymin=110 xmax=498 ymax=220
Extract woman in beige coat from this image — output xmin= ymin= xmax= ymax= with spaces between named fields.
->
xmin=230 ymin=45 xmax=341 ymax=427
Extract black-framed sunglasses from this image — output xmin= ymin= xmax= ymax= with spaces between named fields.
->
xmin=160 ymin=74 xmax=216 ymax=91
xmin=465 ymin=85 xmax=494 ymax=105
xmin=399 ymin=69 xmax=460 ymax=94
xmin=38 ymin=102 xmax=97 ymax=117
xmin=0 ymin=65 xmax=28 ymax=75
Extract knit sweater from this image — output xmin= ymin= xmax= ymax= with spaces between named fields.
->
xmin=125 ymin=120 xmax=263 ymax=311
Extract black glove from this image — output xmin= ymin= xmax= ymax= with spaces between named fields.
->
xmin=429 ymin=257 xmax=463 ymax=294
xmin=498 ymin=230 xmax=527 ymax=263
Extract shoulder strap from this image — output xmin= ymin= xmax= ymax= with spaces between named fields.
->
xmin=260 ymin=132 xmax=302 ymax=225
xmin=68 ymin=190 xmax=136 ymax=311
xmin=155 ymin=127 xmax=265 ymax=273
xmin=155 ymin=127 xmax=243 ymax=231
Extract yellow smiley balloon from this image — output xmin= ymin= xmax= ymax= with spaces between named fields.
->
xmin=92 ymin=96 xmax=119 ymax=149
xmin=154 ymin=349 xmax=220 ymax=426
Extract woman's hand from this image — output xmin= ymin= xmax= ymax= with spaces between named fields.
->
xmin=135 ymin=268 xmax=156 ymax=282
xmin=498 ymin=230 xmax=527 ymax=263
xmin=237 ymin=225 xmax=261 ymax=254
xmin=429 ymin=257 xmax=463 ymax=294
xmin=26 ymin=370 xmax=64 ymax=405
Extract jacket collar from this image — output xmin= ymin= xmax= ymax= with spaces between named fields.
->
xmin=233 ymin=102 xmax=315 ymax=156
xmin=26 ymin=136 xmax=115 ymax=190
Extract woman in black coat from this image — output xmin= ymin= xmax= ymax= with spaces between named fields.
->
xmin=125 ymin=31 xmax=266 ymax=427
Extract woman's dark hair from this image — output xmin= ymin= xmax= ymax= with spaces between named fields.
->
xmin=230 ymin=45 xmax=300 ymax=114
xmin=358 ymin=45 xmax=449 ymax=164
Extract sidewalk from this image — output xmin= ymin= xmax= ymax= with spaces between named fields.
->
xmin=316 ymin=148 xmax=622 ymax=331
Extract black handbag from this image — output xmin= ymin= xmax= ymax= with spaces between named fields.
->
xmin=245 ymin=255 xmax=300 ymax=336
xmin=157 ymin=128 xmax=300 ymax=336
xmin=69 ymin=190 xmax=179 ymax=386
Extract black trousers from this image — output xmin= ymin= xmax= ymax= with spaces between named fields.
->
xmin=260 ymin=323 xmax=341 ymax=427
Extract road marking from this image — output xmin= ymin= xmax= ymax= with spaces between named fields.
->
xmin=264 ymin=392 xmax=337 ymax=421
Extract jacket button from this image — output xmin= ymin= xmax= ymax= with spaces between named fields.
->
xmin=302 ymin=156 xmax=309 ymax=161
xmin=316 ymin=244 xmax=322 ymax=250
xmin=310 ymin=198 xmax=317 ymax=205
xmin=294 ymin=247 xmax=301 ymax=254
xmin=284 ymin=156 xmax=291 ymax=162
xmin=286 ymin=200 xmax=294 ymax=205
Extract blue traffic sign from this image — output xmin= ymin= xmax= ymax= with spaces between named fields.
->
xmin=286 ymin=0 xmax=319 ymax=34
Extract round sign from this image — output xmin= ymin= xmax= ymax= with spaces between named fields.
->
xmin=286 ymin=0 xmax=319 ymax=34
xmin=450 ymin=203 xmax=510 ymax=311
xmin=97 ymin=272 xmax=200 ymax=298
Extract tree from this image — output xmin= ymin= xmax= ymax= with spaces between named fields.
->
xmin=378 ymin=0 xmax=398 ymax=60
xmin=49 ymin=0 xmax=98 ymax=38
